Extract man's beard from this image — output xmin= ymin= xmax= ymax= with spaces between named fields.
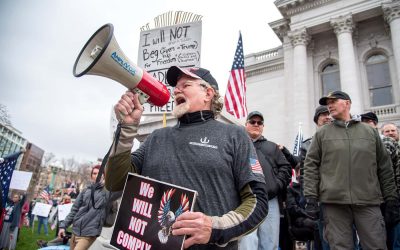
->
xmin=172 ymin=101 xmax=190 ymax=118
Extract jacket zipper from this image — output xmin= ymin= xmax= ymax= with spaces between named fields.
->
xmin=345 ymin=122 xmax=353 ymax=204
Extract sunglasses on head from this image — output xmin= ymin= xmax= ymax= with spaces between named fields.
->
xmin=249 ymin=120 xmax=264 ymax=126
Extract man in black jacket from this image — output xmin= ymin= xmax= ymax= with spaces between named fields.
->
xmin=239 ymin=111 xmax=291 ymax=250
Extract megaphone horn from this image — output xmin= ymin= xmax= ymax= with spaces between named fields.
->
xmin=73 ymin=23 xmax=170 ymax=107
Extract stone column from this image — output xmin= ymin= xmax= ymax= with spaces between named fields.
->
xmin=383 ymin=1 xmax=400 ymax=89
xmin=288 ymin=28 xmax=311 ymax=136
xmin=330 ymin=14 xmax=363 ymax=113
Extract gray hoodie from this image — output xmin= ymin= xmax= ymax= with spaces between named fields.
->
xmin=60 ymin=182 xmax=114 ymax=237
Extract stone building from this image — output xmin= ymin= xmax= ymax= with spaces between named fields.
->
xmin=19 ymin=142 xmax=44 ymax=199
xmin=245 ymin=0 xmax=400 ymax=146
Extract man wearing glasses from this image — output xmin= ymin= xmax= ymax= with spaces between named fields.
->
xmin=239 ymin=111 xmax=291 ymax=250
xmin=105 ymin=66 xmax=269 ymax=250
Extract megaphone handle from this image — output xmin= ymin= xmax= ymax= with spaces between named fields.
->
xmin=132 ymin=88 xmax=150 ymax=105
xmin=116 ymin=88 xmax=148 ymax=123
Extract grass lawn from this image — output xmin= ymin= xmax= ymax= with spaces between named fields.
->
xmin=16 ymin=226 xmax=57 ymax=250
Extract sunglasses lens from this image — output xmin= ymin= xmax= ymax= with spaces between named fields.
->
xmin=249 ymin=120 xmax=263 ymax=125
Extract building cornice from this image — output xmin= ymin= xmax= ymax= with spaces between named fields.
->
xmin=383 ymin=0 xmax=400 ymax=24
xmin=269 ymin=18 xmax=290 ymax=42
xmin=246 ymin=63 xmax=285 ymax=78
xmin=275 ymin=0 xmax=335 ymax=17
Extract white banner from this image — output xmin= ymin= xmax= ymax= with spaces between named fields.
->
xmin=10 ymin=170 xmax=32 ymax=191
xmin=137 ymin=21 xmax=202 ymax=114
xmin=32 ymin=202 xmax=52 ymax=217
xmin=58 ymin=203 xmax=73 ymax=221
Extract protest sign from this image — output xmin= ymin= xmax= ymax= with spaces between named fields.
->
xmin=58 ymin=203 xmax=73 ymax=221
xmin=10 ymin=170 xmax=32 ymax=191
xmin=32 ymin=202 xmax=52 ymax=217
xmin=137 ymin=21 xmax=202 ymax=114
xmin=110 ymin=173 xmax=197 ymax=250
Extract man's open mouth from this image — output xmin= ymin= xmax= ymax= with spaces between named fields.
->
xmin=175 ymin=96 xmax=186 ymax=105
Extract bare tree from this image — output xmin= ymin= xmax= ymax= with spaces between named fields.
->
xmin=77 ymin=162 xmax=92 ymax=186
xmin=0 ymin=103 xmax=12 ymax=126
xmin=42 ymin=152 xmax=56 ymax=167
xmin=61 ymin=157 xmax=80 ymax=171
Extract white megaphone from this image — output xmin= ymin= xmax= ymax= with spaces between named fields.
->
xmin=73 ymin=23 xmax=170 ymax=107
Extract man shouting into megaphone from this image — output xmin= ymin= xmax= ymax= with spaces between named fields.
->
xmin=105 ymin=65 xmax=269 ymax=250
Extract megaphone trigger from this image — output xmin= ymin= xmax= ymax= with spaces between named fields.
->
xmin=132 ymin=88 xmax=150 ymax=105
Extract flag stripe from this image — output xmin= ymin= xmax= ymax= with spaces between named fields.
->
xmin=40 ymin=186 xmax=51 ymax=201
xmin=250 ymin=158 xmax=263 ymax=174
xmin=232 ymin=70 xmax=245 ymax=118
xmin=224 ymin=32 xmax=248 ymax=119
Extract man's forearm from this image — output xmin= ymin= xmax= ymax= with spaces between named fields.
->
xmin=105 ymin=151 xmax=137 ymax=191
xmin=110 ymin=123 xmax=138 ymax=157
xmin=106 ymin=124 xmax=139 ymax=191
xmin=209 ymin=181 xmax=268 ymax=246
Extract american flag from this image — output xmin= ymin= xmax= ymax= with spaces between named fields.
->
xmin=250 ymin=157 xmax=263 ymax=175
xmin=292 ymin=123 xmax=303 ymax=157
xmin=224 ymin=32 xmax=248 ymax=119
xmin=40 ymin=186 xmax=51 ymax=201
xmin=0 ymin=151 xmax=22 ymax=206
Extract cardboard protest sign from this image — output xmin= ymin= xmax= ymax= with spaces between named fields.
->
xmin=110 ymin=173 xmax=197 ymax=250
xmin=10 ymin=170 xmax=32 ymax=191
xmin=32 ymin=202 xmax=52 ymax=217
xmin=137 ymin=21 xmax=202 ymax=114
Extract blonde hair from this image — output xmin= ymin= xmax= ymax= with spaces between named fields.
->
xmin=199 ymin=80 xmax=223 ymax=117
xmin=211 ymin=90 xmax=223 ymax=117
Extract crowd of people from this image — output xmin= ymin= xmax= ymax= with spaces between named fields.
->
xmin=105 ymin=65 xmax=400 ymax=250
xmin=1 ymin=65 xmax=399 ymax=250
xmin=0 ymin=182 xmax=80 ymax=249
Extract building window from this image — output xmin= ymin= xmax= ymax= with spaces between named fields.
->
xmin=321 ymin=63 xmax=341 ymax=96
xmin=366 ymin=54 xmax=393 ymax=107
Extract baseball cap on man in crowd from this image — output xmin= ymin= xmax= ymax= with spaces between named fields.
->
xmin=313 ymin=106 xmax=329 ymax=124
xmin=166 ymin=66 xmax=219 ymax=90
xmin=361 ymin=112 xmax=378 ymax=125
xmin=247 ymin=111 xmax=264 ymax=121
xmin=319 ymin=91 xmax=351 ymax=105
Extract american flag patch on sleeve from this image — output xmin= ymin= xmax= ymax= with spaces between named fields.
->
xmin=250 ymin=158 xmax=263 ymax=175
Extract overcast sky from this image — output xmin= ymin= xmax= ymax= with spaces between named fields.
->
xmin=0 ymin=0 xmax=282 ymax=162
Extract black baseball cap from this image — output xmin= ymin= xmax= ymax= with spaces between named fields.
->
xmin=319 ymin=91 xmax=351 ymax=105
xmin=247 ymin=111 xmax=264 ymax=121
xmin=313 ymin=106 xmax=329 ymax=124
xmin=166 ymin=66 xmax=219 ymax=90
xmin=361 ymin=112 xmax=378 ymax=124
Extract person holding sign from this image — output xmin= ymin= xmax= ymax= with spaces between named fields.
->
xmin=58 ymin=165 xmax=117 ymax=250
xmin=0 ymin=193 xmax=25 ymax=250
xmin=106 ymin=66 xmax=269 ymax=249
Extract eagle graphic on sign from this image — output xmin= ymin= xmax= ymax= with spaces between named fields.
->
xmin=157 ymin=188 xmax=190 ymax=244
